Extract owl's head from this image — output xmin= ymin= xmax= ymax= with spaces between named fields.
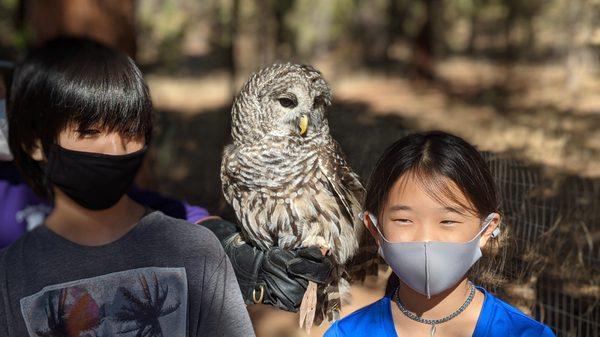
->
xmin=231 ymin=63 xmax=332 ymax=144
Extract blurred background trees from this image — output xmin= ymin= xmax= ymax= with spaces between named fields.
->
xmin=3 ymin=0 xmax=596 ymax=83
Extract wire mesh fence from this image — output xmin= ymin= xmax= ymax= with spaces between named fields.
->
xmin=484 ymin=152 xmax=599 ymax=337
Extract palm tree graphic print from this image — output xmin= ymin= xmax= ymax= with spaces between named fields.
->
xmin=116 ymin=273 xmax=181 ymax=337
xmin=20 ymin=267 xmax=187 ymax=337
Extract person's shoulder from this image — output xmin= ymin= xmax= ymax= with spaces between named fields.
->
xmin=142 ymin=210 xmax=224 ymax=259
xmin=0 ymin=246 xmax=6 ymax=269
xmin=0 ymin=227 xmax=43 ymax=274
xmin=0 ymin=227 xmax=42 ymax=260
xmin=482 ymin=290 xmax=556 ymax=337
xmin=325 ymin=296 xmax=391 ymax=337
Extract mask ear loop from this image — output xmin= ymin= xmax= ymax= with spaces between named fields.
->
xmin=478 ymin=213 xmax=500 ymax=239
xmin=491 ymin=227 xmax=501 ymax=238
xmin=488 ymin=212 xmax=501 ymax=238
xmin=359 ymin=211 xmax=393 ymax=243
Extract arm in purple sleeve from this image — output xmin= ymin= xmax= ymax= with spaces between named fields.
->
xmin=128 ymin=186 xmax=210 ymax=223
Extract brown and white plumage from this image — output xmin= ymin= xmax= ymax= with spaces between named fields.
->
xmin=221 ymin=63 xmax=377 ymax=330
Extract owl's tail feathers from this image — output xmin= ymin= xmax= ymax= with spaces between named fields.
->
xmin=347 ymin=243 xmax=384 ymax=283
xmin=299 ymin=281 xmax=318 ymax=334
xmin=323 ymin=277 xmax=350 ymax=321
xmin=299 ymin=278 xmax=351 ymax=334
xmin=348 ymin=255 xmax=383 ymax=283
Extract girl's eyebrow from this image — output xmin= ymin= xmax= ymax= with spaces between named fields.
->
xmin=390 ymin=205 xmax=466 ymax=215
xmin=389 ymin=204 xmax=412 ymax=211
xmin=441 ymin=206 xmax=467 ymax=215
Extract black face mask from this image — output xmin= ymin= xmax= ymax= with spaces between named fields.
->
xmin=44 ymin=144 xmax=146 ymax=210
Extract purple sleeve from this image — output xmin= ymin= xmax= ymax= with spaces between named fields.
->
xmin=183 ymin=202 xmax=211 ymax=223
xmin=128 ymin=186 xmax=210 ymax=223
xmin=0 ymin=162 xmax=51 ymax=249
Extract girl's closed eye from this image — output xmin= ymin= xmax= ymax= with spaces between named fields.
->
xmin=439 ymin=219 xmax=463 ymax=229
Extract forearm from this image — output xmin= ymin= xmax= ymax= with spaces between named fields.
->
xmin=200 ymin=218 xmax=263 ymax=304
xmin=198 ymin=254 xmax=256 ymax=337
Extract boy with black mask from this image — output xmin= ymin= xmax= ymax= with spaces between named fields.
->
xmin=0 ymin=37 xmax=331 ymax=336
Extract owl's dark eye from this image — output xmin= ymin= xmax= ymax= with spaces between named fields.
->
xmin=278 ymin=97 xmax=297 ymax=108
xmin=313 ymin=96 xmax=326 ymax=109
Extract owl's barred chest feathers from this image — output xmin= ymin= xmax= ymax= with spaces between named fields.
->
xmin=225 ymin=133 xmax=325 ymax=190
xmin=222 ymin=133 xmax=361 ymax=264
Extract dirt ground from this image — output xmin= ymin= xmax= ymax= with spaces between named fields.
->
xmin=142 ymin=57 xmax=599 ymax=336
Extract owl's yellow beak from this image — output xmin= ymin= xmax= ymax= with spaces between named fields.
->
xmin=299 ymin=114 xmax=309 ymax=136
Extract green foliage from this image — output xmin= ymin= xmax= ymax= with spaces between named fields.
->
xmin=137 ymin=0 xmax=197 ymax=67
xmin=0 ymin=0 xmax=16 ymax=11
xmin=287 ymin=0 xmax=344 ymax=57
xmin=0 ymin=0 xmax=28 ymax=55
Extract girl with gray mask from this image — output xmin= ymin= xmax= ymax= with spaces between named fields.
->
xmin=325 ymin=131 xmax=554 ymax=337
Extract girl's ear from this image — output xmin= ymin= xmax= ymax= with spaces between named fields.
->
xmin=362 ymin=211 xmax=381 ymax=246
xmin=480 ymin=212 xmax=501 ymax=248
xmin=28 ymin=140 xmax=45 ymax=161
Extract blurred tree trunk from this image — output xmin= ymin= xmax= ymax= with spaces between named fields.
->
xmin=228 ymin=0 xmax=240 ymax=92
xmin=503 ymin=1 xmax=516 ymax=60
xmin=305 ymin=1 xmax=333 ymax=59
xmin=412 ymin=0 xmax=441 ymax=79
xmin=565 ymin=0 xmax=596 ymax=96
xmin=286 ymin=1 xmax=335 ymax=62
xmin=209 ymin=0 xmax=240 ymax=93
xmin=232 ymin=0 xmax=294 ymax=84
xmin=466 ymin=1 xmax=480 ymax=54
xmin=233 ymin=0 xmax=275 ymax=82
xmin=384 ymin=0 xmax=408 ymax=68
xmin=387 ymin=0 xmax=404 ymax=40
xmin=355 ymin=1 xmax=389 ymax=66
xmin=22 ymin=0 xmax=137 ymax=58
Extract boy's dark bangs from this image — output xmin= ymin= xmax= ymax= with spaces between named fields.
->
xmin=47 ymin=61 xmax=153 ymax=142
xmin=64 ymin=80 xmax=152 ymax=141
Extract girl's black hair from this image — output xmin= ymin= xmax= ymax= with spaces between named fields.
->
xmin=365 ymin=130 xmax=500 ymax=219
xmin=365 ymin=131 xmax=508 ymax=291
xmin=7 ymin=36 xmax=153 ymax=198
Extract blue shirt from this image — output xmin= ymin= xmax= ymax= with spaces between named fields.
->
xmin=325 ymin=288 xmax=555 ymax=337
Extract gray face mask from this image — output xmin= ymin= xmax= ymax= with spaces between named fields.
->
xmin=363 ymin=212 xmax=499 ymax=298
xmin=0 ymin=99 xmax=11 ymax=161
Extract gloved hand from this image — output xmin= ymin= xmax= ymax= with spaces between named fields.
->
xmin=201 ymin=218 xmax=333 ymax=312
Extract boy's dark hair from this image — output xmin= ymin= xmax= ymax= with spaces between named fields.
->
xmin=7 ymin=37 xmax=153 ymax=199
xmin=365 ymin=131 xmax=508 ymax=290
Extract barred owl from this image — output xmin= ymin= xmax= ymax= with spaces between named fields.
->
xmin=221 ymin=63 xmax=377 ymax=330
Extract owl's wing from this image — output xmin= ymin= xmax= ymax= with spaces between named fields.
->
xmin=220 ymin=144 xmax=238 ymax=205
xmin=221 ymin=144 xmax=273 ymax=249
xmin=318 ymin=140 xmax=365 ymax=225
xmin=319 ymin=139 xmax=382 ymax=283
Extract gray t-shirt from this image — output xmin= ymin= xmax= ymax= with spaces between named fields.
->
xmin=0 ymin=210 xmax=255 ymax=337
